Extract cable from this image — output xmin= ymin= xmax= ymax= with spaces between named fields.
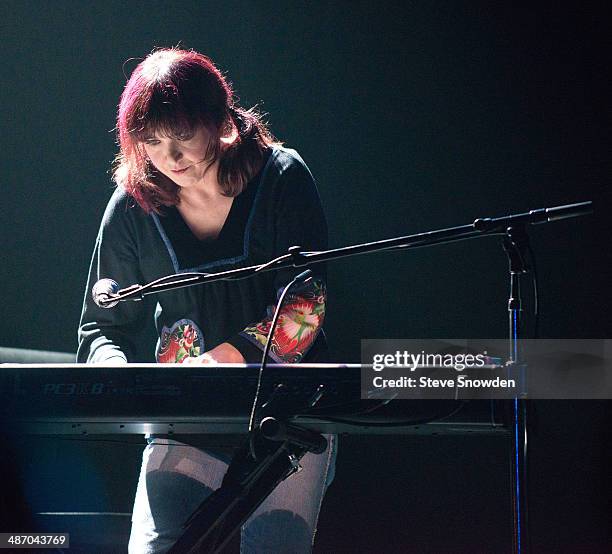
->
xmin=293 ymin=400 xmax=468 ymax=428
xmin=105 ymin=252 xmax=299 ymax=307
xmin=247 ymin=270 xmax=313 ymax=459
xmin=527 ymin=244 xmax=539 ymax=339
xmin=297 ymin=397 xmax=393 ymax=417
xmin=253 ymin=253 xmax=293 ymax=273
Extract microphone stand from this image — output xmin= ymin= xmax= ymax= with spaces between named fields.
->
xmin=96 ymin=201 xmax=593 ymax=308
xmin=168 ymin=272 xmax=327 ymax=554
xmin=99 ymin=200 xmax=592 ymax=554
xmin=503 ymin=225 xmax=531 ymax=554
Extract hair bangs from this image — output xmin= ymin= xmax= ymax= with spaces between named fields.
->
xmin=129 ymin=80 xmax=207 ymax=142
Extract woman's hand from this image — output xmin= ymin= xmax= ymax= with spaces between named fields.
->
xmin=181 ymin=342 xmax=246 ymax=365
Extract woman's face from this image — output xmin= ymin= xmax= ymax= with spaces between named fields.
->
xmin=141 ymin=125 xmax=217 ymax=187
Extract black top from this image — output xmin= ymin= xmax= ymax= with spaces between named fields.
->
xmin=77 ymin=146 xmax=328 ymax=365
xmin=159 ymin=154 xmax=264 ymax=270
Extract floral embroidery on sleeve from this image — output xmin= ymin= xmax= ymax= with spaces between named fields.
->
xmin=157 ymin=319 xmax=204 ymax=363
xmin=240 ymin=279 xmax=326 ymax=363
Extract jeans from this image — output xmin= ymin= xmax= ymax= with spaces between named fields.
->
xmin=128 ymin=436 xmax=337 ymax=553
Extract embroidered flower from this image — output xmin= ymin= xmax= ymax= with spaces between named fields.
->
xmin=180 ymin=324 xmax=196 ymax=350
xmin=241 ymin=278 xmax=326 ymax=363
xmin=157 ymin=319 xmax=203 ymax=363
xmin=274 ymin=300 xmax=320 ymax=356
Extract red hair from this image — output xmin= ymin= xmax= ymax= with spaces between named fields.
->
xmin=113 ymin=48 xmax=278 ymax=213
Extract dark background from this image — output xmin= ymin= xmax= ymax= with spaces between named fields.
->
xmin=1 ymin=1 xmax=610 ymax=552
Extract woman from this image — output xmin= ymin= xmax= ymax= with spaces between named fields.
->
xmin=77 ymin=48 xmax=335 ymax=553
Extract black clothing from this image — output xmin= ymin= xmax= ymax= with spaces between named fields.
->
xmin=77 ymin=146 xmax=327 ymax=364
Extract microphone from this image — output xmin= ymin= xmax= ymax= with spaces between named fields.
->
xmin=92 ymin=278 xmax=120 ymax=308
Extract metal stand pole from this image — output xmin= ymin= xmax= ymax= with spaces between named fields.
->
xmin=503 ymin=226 xmax=530 ymax=554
